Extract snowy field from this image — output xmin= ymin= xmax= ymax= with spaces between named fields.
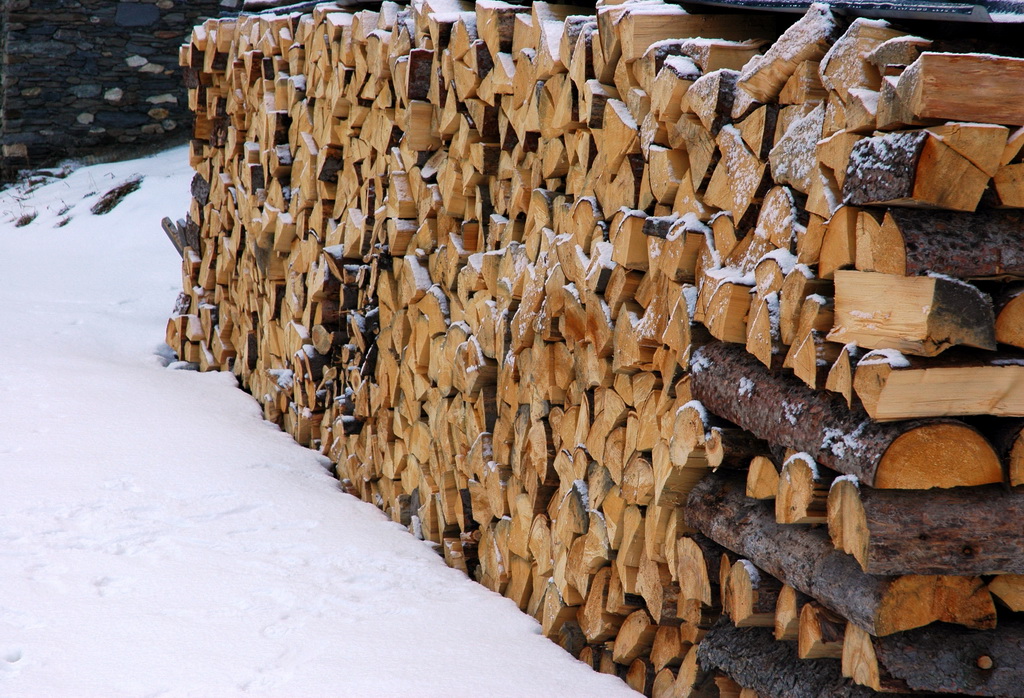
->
xmin=0 ymin=147 xmax=636 ymax=697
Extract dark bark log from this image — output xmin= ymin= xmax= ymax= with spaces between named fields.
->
xmin=974 ymin=418 xmax=1024 ymax=487
xmin=842 ymin=484 xmax=1024 ymax=575
xmin=191 ymin=172 xmax=210 ymax=206
xmin=689 ymin=341 xmax=1001 ymax=488
xmin=697 ymin=620 xmax=916 ymax=698
xmin=882 ymin=209 xmax=1024 ymax=279
xmin=843 ymin=129 xmax=989 ymax=211
xmin=161 ymin=217 xmax=186 ymax=257
xmin=977 ymin=418 xmax=1024 ymax=465
xmin=873 ymin=622 xmax=1024 ymax=697
xmin=843 ymin=131 xmax=927 ymax=206
xmin=686 ymin=472 xmax=996 ymax=636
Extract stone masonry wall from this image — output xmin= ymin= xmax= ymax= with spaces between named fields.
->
xmin=0 ymin=0 xmax=225 ymax=181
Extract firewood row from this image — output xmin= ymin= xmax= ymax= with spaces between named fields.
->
xmin=168 ymin=1 xmax=1024 ymax=695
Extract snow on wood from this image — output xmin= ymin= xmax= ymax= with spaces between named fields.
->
xmin=165 ymin=3 xmax=1024 ymax=693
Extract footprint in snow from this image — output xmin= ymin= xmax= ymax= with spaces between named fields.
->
xmin=0 ymin=606 xmax=45 ymax=630
xmin=2 ymin=649 xmax=23 ymax=675
xmin=93 ymin=575 xmax=135 ymax=598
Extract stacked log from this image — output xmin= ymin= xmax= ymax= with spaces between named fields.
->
xmin=168 ymin=2 xmax=1024 ymax=695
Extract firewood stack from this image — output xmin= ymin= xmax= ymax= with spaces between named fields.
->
xmin=168 ymin=0 xmax=1024 ymax=694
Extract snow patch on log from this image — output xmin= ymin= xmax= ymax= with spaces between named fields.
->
xmin=830 ymin=473 xmax=860 ymax=490
xmin=785 ymin=451 xmax=819 ymax=479
xmin=739 ymin=559 xmax=761 ymax=585
xmin=738 ymin=376 xmax=755 ymax=397
xmin=821 ymin=422 xmax=870 ymax=459
xmin=858 ymin=348 xmax=910 ymax=368
xmin=680 ymin=399 xmax=710 ymax=424
xmin=683 ymin=284 xmax=699 ymax=318
xmin=573 ymin=479 xmax=590 ymax=510
xmin=268 ymin=368 xmax=294 ymax=390
xmin=781 ymin=399 xmax=803 ymax=425
xmin=691 ymin=351 xmax=712 ymax=374
xmin=759 ymin=248 xmax=799 ymax=275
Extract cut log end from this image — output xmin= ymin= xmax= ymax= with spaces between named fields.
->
xmin=875 ymin=422 xmax=1002 ymax=489
xmin=877 ymin=575 xmax=996 ymax=636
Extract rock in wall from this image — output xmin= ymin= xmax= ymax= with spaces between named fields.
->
xmin=0 ymin=0 xmax=225 ymax=181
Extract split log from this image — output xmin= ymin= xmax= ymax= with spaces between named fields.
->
xmin=674 ymin=644 xmax=717 ymax=697
xmin=827 ymin=270 xmax=996 ymax=357
xmin=798 ymin=602 xmax=845 ymax=660
xmin=651 ymin=667 xmax=677 ymax=698
xmin=843 ymin=620 xmax=1024 ymax=696
xmin=995 ymin=285 xmax=1024 ymax=349
xmin=689 ymin=341 xmax=1002 ymax=489
xmin=853 ymin=348 xmax=1024 ymax=420
xmin=578 ymin=567 xmax=625 ymax=643
xmin=828 ymin=478 xmax=1024 ymax=576
xmin=825 ymin=341 xmax=861 ymax=409
xmin=721 ymin=558 xmax=782 ymax=628
xmin=732 ymin=3 xmax=841 ymax=113
xmin=609 ymin=5 xmax=777 ymax=65
xmin=670 ymin=401 xmax=770 ymax=472
xmin=675 ymin=532 xmax=730 ymax=622
xmin=782 ymin=291 xmax=839 ymax=390
xmin=612 ymin=608 xmax=658 ymax=664
xmin=746 ymin=454 xmax=780 ymax=500
xmin=686 ymin=472 xmax=997 ymax=636
xmin=625 ymin=657 xmax=655 ymax=695
xmin=775 ymin=452 xmax=832 ymax=525
xmin=988 ymin=575 xmax=1024 ymax=613
xmin=697 ymin=620 xmax=908 ymax=698
xmin=774 ymin=583 xmax=810 ymax=642
xmin=650 ymin=624 xmax=687 ymax=672
xmin=818 ymin=19 xmax=906 ymax=103
xmin=768 ymin=103 xmax=825 ymax=195
xmin=894 ymin=52 xmax=1024 ymax=126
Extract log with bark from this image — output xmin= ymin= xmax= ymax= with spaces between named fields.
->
xmin=842 ymin=129 xmax=991 ymax=212
xmin=686 ymin=472 xmax=997 ymax=636
xmin=828 ymin=478 xmax=1024 ymax=576
xmin=892 ymin=52 xmax=1024 ymax=126
xmin=697 ymin=619 xmax=914 ymax=698
xmin=827 ymin=270 xmax=996 ymax=357
xmin=177 ymin=6 xmax=1024 ymax=693
xmin=689 ymin=341 xmax=1003 ymax=489
xmin=856 ymin=208 xmax=1024 ymax=280
xmin=844 ymin=620 xmax=1024 ymax=696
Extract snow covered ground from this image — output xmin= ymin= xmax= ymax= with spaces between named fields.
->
xmin=0 ymin=147 xmax=636 ymax=697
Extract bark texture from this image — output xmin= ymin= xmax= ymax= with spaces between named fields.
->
xmin=850 ymin=485 xmax=1024 ymax=575
xmin=697 ymin=620 xmax=909 ymax=698
xmin=875 ymin=622 xmax=1024 ymax=697
xmin=886 ymin=208 xmax=1024 ymax=278
xmin=843 ymin=131 xmax=927 ymax=205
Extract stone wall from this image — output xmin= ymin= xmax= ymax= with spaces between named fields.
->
xmin=0 ymin=0 xmax=226 ymax=181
